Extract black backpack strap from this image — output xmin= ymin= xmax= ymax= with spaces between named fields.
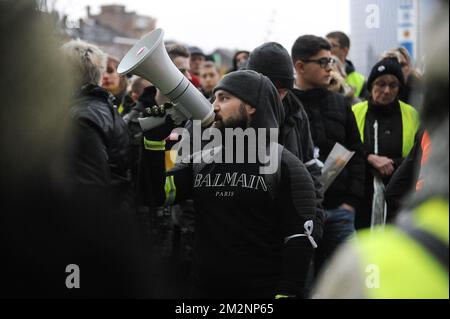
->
xmin=397 ymin=215 xmax=449 ymax=272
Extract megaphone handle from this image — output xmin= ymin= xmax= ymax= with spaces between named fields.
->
xmin=174 ymin=103 xmax=192 ymax=118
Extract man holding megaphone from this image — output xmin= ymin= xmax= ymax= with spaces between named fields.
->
xmin=118 ymin=29 xmax=317 ymax=298
xmin=140 ymin=69 xmax=318 ymax=299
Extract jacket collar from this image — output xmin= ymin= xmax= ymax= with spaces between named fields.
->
xmin=76 ymin=84 xmax=115 ymax=105
xmin=345 ymin=59 xmax=356 ymax=75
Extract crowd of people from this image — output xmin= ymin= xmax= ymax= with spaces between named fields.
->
xmin=1 ymin=0 xmax=448 ymax=299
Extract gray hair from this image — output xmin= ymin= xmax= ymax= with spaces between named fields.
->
xmin=61 ymin=40 xmax=106 ymax=87
xmin=380 ymin=50 xmax=402 ymax=63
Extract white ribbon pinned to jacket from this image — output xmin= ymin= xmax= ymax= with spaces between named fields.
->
xmin=284 ymin=220 xmax=318 ymax=249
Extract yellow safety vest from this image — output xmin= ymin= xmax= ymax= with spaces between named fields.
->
xmin=143 ymin=137 xmax=177 ymax=170
xmin=143 ymin=137 xmax=177 ymax=205
xmin=352 ymin=100 xmax=420 ymax=157
xmin=355 ymin=198 xmax=449 ymax=299
xmin=346 ymin=71 xmax=365 ymax=97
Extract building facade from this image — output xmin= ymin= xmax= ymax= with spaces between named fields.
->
xmin=349 ymin=0 xmax=441 ymax=76
xmin=67 ymin=5 xmax=157 ymax=58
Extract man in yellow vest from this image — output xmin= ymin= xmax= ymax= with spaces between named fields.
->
xmin=327 ymin=31 xmax=367 ymax=99
xmin=312 ymin=3 xmax=448 ymax=298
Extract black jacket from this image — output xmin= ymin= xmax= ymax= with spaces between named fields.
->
xmin=114 ymin=91 xmax=135 ymax=116
xmin=282 ymin=90 xmax=315 ymax=162
xmin=281 ymin=90 xmax=325 ymax=236
xmin=68 ymin=85 xmax=132 ymax=210
xmin=385 ymin=128 xmax=425 ymax=219
xmin=362 ymin=100 xmax=405 ymax=167
xmin=293 ymin=88 xmax=365 ymax=211
xmin=144 ymin=74 xmax=317 ymax=298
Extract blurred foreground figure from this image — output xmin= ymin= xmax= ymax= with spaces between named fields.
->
xmin=0 ymin=0 xmax=153 ymax=298
xmin=312 ymin=1 xmax=448 ymax=299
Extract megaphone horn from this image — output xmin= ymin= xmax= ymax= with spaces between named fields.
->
xmin=117 ymin=28 xmax=214 ymax=131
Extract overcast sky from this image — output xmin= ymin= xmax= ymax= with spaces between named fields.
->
xmin=53 ymin=0 xmax=350 ymax=53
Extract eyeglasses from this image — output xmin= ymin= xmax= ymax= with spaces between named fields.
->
xmin=303 ymin=57 xmax=336 ymax=69
xmin=373 ymin=81 xmax=400 ymax=90
xmin=330 ymin=43 xmax=341 ymax=49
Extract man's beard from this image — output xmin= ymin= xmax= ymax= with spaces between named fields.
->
xmin=213 ymin=103 xmax=250 ymax=132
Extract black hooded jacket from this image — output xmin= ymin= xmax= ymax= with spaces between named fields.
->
xmin=281 ymin=91 xmax=315 ymax=162
xmin=144 ymin=71 xmax=316 ymax=298
xmin=67 ymin=85 xmax=133 ymax=210
xmin=245 ymin=43 xmax=324 ymax=238
xmin=281 ymin=90 xmax=325 ymax=236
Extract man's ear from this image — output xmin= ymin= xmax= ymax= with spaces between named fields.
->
xmin=245 ymin=104 xmax=256 ymax=116
xmin=342 ymin=47 xmax=350 ymax=59
xmin=294 ymin=60 xmax=304 ymax=74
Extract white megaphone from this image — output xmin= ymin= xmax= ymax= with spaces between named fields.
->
xmin=117 ymin=28 xmax=215 ymax=131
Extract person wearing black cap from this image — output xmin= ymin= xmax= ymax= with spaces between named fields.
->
xmin=246 ymin=42 xmax=315 ymax=162
xmin=352 ymin=58 xmax=420 ymax=229
xmin=246 ymin=41 xmax=325 ymax=246
xmin=142 ymin=70 xmax=317 ymax=298
xmin=188 ymin=46 xmax=206 ymax=87
xmin=291 ymin=35 xmax=366 ymax=275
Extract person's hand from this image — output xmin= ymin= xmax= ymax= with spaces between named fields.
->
xmin=367 ymin=154 xmax=395 ymax=177
xmin=142 ymin=103 xmax=176 ymax=141
xmin=340 ymin=203 xmax=355 ymax=213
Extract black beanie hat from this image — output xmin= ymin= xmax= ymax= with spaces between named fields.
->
xmin=246 ymin=42 xmax=294 ymax=89
xmin=367 ymin=58 xmax=406 ymax=90
xmin=213 ymin=70 xmax=267 ymax=108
